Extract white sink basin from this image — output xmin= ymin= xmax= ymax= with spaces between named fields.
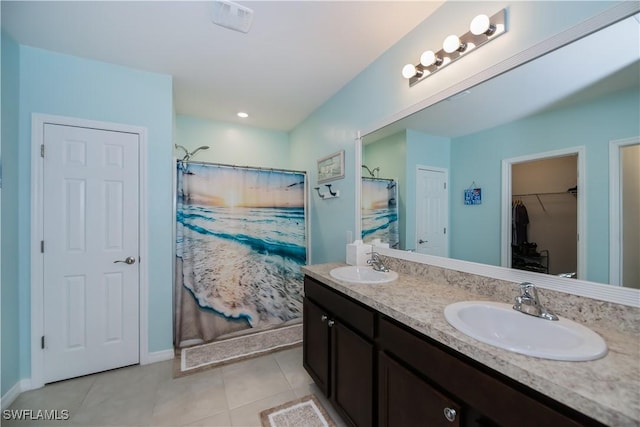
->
xmin=444 ymin=301 xmax=607 ymax=361
xmin=329 ymin=266 xmax=398 ymax=284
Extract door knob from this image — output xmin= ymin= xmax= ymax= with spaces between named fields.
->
xmin=419 ymin=239 xmax=428 ymax=244
xmin=114 ymin=256 xmax=136 ymax=265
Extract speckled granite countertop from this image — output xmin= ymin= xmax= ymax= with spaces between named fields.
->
xmin=302 ymin=263 xmax=640 ymax=427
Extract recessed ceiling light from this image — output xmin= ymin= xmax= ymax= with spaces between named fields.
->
xmin=237 ymin=112 xmax=249 ymax=118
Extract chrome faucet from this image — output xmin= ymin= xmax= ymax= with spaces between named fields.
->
xmin=367 ymin=251 xmax=390 ymax=272
xmin=513 ymin=282 xmax=559 ymax=321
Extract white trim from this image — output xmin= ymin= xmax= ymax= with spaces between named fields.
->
xmin=415 ymin=165 xmax=449 ymax=257
xmin=609 ymin=136 xmax=640 ymax=286
xmin=143 ymin=349 xmax=174 ymax=365
xmin=1 ymin=380 xmax=32 ymax=410
xmin=305 ymin=169 xmax=311 ymax=264
xmin=374 ymin=246 xmax=640 ymax=307
xmin=354 ymin=133 xmax=363 ymax=242
xmin=501 ymin=147 xmax=586 ymax=279
xmin=30 ymin=114 xmax=150 ymax=388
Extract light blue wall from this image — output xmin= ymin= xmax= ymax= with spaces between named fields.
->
xmin=363 ymin=131 xmax=406 ymax=247
xmin=14 ymin=46 xmax=174 ymax=382
xmin=450 ymin=88 xmax=640 ymax=282
xmin=1 ymin=31 xmax=21 ymax=396
xmin=175 ymin=115 xmax=291 ymax=169
xmin=405 ymin=130 xmax=451 ymax=251
xmin=363 ymin=130 xmax=451 ymax=250
xmin=290 ymin=1 xmax=618 ymax=265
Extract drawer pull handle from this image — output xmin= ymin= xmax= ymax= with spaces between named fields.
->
xmin=321 ymin=314 xmax=328 ymax=322
xmin=444 ymin=407 xmax=457 ymax=422
xmin=327 ymin=320 xmax=335 ymax=327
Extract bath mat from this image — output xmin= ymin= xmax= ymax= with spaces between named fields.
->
xmin=260 ymin=395 xmax=336 ymax=427
xmin=178 ymin=323 xmax=302 ymax=376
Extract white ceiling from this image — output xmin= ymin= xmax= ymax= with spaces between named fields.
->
xmin=2 ymin=0 xmax=443 ymax=131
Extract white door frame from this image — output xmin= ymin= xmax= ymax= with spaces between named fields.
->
xmin=609 ymin=136 xmax=640 ymax=286
xmin=501 ymin=146 xmax=586 ymax=279
xmin=415 ymin=165 xmax=449 ymax=257
xmin=30 ymin=113 xmax=149 ymax=389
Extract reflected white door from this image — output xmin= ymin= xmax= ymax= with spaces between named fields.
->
xmin=415 ymin=167 xmax=448 ymax=256
xmin=621 ymin=143 xmax=640 ymax=288
xmin=43 ymin=123 xmax=140 ymax=383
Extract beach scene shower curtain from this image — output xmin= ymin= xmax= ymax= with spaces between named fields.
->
xmin=361 ymin=177 xmax=400 ymax=249
xmin=175 ymin=162 xmax=307 ymax=347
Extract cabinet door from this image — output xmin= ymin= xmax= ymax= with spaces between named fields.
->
xmin=379 ymin=351 xmax=462 ymax=427
xmin=303 ymin=298 xmax=330 ymax=395
xmin=331 ymin=321 xmax=374 ymax=427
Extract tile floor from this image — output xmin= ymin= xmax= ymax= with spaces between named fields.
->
xmin=3 ymin=346 xmax=348 ymax=427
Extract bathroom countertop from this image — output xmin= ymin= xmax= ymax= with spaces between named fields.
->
xmin=301 ymin=263 xmax=640 ymax=426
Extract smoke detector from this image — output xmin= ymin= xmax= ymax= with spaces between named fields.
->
xmin=211 ymin=0 xmax=254 ymax=33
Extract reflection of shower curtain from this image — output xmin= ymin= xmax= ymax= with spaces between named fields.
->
xmin=174 ymin=162 xmax=307 ymax=348
xmin=361 ymin=177 xmax=399 ymax=249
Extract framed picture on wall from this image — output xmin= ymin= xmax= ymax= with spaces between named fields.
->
xmin=317 ymin=150 xmax=345 ymax=184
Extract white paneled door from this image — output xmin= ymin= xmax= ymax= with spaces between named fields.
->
xmin=415 ymin=167 xmax=448 ymax=257
xmin=42 ymin=124 xmax=140 ymax=383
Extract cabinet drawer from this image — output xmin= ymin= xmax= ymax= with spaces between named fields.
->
xmin=304 ymin=276 xmax=374 ymax=339
xmin=379 ymin=317 xmax=599 ymax=427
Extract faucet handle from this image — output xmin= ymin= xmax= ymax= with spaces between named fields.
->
xmin=514 ymin=282 xmax=559 ymax=321
xmin=518 ymin=282 xmax=538 ymax=299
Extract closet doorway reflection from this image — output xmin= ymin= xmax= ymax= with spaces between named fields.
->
xmin=503 ymin=148 xmax=584 ymax=279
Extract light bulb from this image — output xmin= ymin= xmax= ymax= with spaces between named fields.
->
xmin=420 ymin=50 xmax=440 ymax=67
xmin=443 ymin=35 xmax=464 ymax=53
xmin=402 ymin=63 xmax=417 ymax=79
xmin=470 ymin=14 xmax=495 ymax=36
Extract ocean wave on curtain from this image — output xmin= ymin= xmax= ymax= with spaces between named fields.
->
xmin=175 ymin=162 xmax=307 ymax=348
xmin=361 ymin=177 xmax=399 ymax=249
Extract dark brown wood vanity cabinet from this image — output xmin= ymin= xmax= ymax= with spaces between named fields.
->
xmin=303 ymin=275 xmax=605 ymax=427
xmin=303 ymin=276 xmax=375 ymax=427
xmin=378 ymin=316 xmax=605 ymax=427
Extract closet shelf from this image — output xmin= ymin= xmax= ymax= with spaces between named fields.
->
xmin=512 ymin=189 xmax=577 ymax=212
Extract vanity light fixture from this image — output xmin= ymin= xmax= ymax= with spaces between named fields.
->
xmin=470 ymin=14 xmax=496 ymax=36
xmin=402 ymin=64 xmax=422 ymax=79
xmin=402 ymin=9 xmax=507 ymax=87
xmin=420 ymin=50 xmax=442 ymax=67
xmin=443 ymin=35 xmax=466 ymax=53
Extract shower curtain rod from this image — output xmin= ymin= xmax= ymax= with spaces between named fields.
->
xmin=362 ymin=176 xmax=395 ymax=182
xmin=177 ymin=159 xmax=306 ymax=175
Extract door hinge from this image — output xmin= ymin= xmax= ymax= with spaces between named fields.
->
xmin=444 ymin=182 xmax=447 ymax=190
xmin=41 ymin=336 xmax=45 ymax=349
xmin=40 ymin=144 xmax=45 ymax=158
xmin=40 ymin=240 xmax=44 ymax=253
xmin=444 ymin=227 xmax=447 ymax=234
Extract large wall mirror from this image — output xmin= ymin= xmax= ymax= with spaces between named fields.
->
xmin=358 ymin=7 xmax=639 ymax=305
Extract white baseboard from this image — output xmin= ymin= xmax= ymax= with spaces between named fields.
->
xmin=1 ymin=379 xmax=32 ymax=410
xmin=142 ymin=349 xmax=174 ymax=365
